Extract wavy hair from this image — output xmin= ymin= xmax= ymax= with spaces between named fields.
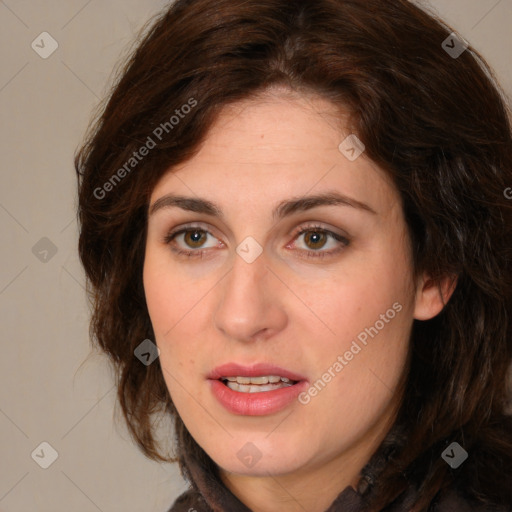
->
xmin=75 ymin=0 xmax=512 ymax=509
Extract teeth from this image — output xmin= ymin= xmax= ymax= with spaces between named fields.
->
xmin=225 ymin=381 xmax=294 ymax=393
xmin=222 ymin=375 xmax=293 ymax=385
xmin=220 ymin=375 xmax=297 ymax=393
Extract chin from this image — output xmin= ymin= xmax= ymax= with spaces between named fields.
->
xmin=205 ymin=436 xmax=314 ymax=477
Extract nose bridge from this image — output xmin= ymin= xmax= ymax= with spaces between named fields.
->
xmin=213 ymin=243 xmax=286 ymax=341
xmin=225 ymin=233 xmax=268 ymax=300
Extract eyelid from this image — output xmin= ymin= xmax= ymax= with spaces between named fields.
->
xmin=289 ymin=222 xmax=350 ymax=243
xmin=162 ymin=222 xmax=223 ymax=248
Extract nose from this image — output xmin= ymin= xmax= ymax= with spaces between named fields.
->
xmin=213 ymin=248 xmax=288 ymax=343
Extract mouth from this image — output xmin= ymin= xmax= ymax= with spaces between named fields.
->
xmin=207 ymin=363 xmax=308 ymax=416
xmin=208 ymin=363 xmax=308 ymax=416
xmin=219 ymin=375 xmax=298 ymax=393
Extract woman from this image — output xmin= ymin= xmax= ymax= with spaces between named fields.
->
xmin=75 ymin=0 xmax=512 ymax=510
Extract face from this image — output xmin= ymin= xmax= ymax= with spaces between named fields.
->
xmin=143 ymin=89 xmax=422 ymax=485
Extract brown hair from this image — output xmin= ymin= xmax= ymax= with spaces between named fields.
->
xmin=75 ymin=0 xmax=512 ymax=509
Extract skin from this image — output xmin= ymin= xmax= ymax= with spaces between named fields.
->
xmin=143 ymin=87 xmax=455 ymax=512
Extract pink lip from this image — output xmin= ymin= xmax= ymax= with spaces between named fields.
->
xmin=208 ymin=362 xmax=307 ymax=382
xmin=208 ymin=362 xmax=308 ymax=416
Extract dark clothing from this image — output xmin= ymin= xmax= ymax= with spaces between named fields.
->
xmin=168 ymin=484 xmax=503 ymax=512
xmin=166 ymin=421 xmax=511 ymax=511
xmin=167 ymin=451 xmax=510 ymax=512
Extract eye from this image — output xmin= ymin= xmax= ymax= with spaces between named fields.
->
xmin=288 ymin=224 xmax=350 ymax=259
xmin=163 ymin=224 xmax=220 ymax=258
xmin=162 ymin=223 xmax=350 ymax=260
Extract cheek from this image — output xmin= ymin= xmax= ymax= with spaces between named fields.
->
xmin=301 ymin=301 xmax=411 ymax=439
xmin=143 ymin=253 xmax=213 ymax=374
xmin=301 ymin=245 xmax=414 ymax=402
xmin=143 ymin=250 xmax=195 ymax=336
xmin=143 ymin=264 xmax=172 ymax=336
xmin=308 ymin=258 xmax=412 ymax=345
xmin=143 ymin=261 xmax=195 ymax=401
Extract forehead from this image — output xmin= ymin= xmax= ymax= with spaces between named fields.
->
xmin=150 ymin=91 xmax=399 ymax=218
xmin=204 ymin=92 xmax=343 ymax=149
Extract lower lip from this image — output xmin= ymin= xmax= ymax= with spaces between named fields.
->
xmin=209 ymin=379 xmax=309 ymax=416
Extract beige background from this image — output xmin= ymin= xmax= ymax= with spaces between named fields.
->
xmin=0 ymin=1 xmax=510 ymax=511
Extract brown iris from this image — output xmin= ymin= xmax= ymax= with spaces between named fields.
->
xmin=184 ymin=230 xmax=207 ymax=248
xmin=303 ymin=231 xmax=327 ymax=250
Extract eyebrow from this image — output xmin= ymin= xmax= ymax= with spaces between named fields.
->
xmin=148 ymin=191 xmax=377 ymax=221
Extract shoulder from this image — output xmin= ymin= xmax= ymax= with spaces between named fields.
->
xmin=166 ymin=488 xmax=211 ymax=512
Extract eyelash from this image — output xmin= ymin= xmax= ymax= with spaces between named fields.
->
xmin=162 ymin=223 xmax=350 ymax=260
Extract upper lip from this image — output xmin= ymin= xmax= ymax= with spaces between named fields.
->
xmin=208 ymin=362 xmax=306 ymax=382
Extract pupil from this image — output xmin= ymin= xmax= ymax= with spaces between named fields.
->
xmin=186 ymin=230 xmax=204 ymax=247
xmin=307 ymin=231 xmax=325 ymax=249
